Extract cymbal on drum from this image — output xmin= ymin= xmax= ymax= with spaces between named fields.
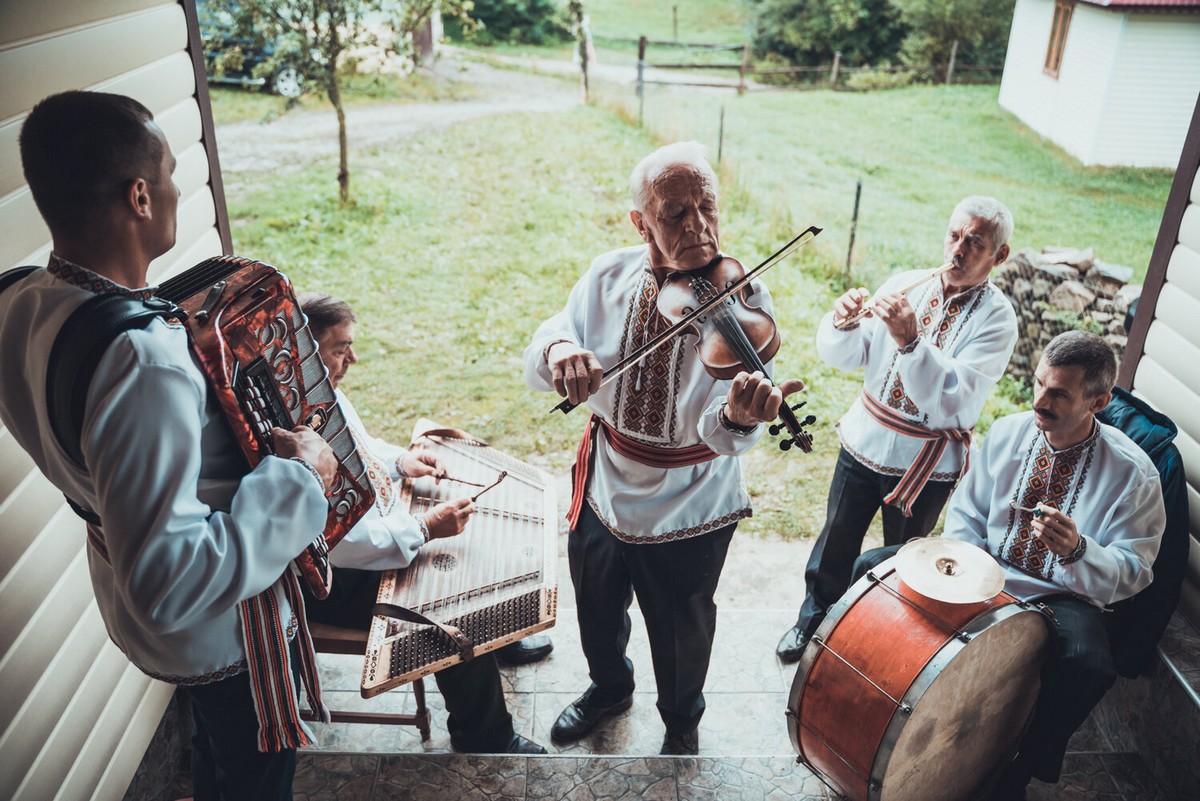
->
xmin=893 ymin=538 xmax=1004 ymax=604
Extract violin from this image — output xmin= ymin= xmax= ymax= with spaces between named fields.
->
xmin=657 ymin=255 xmax=815 ymax=453
xmin=554 ymin=226 xmax=825 ymax=455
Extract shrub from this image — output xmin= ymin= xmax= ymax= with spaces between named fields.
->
xmin=842 ymin=66 xmax=915 ymax=91
xmin=448 ymin=0 xmax=571 ymax=45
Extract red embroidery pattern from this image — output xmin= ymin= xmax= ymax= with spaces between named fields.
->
xmin=882 ymin=283 xmax=986 ymax=419
xmin=352 ymin=429 xmax=395 ymax=514
xmin=48 ymin=254 xmax=158 ymax=300
xmin=1002 ymin=427 xmax=1098 ymax=579
xmin=613 ymin=270 xmax=679 ymax=444
xmin=589 ymin=498 xmax=751 ymax=543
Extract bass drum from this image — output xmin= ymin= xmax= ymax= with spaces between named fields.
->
xmin=786 ymin=557 xmax=1053 ymax=801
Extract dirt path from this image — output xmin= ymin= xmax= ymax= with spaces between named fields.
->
xmin=215 ymin=54 xmax=580 ymax=175
xmin=214 ymin=49 xmax=809 ymax=610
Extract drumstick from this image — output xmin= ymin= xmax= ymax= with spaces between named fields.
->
xmin=471 ymin=471 xmax=508 ymax=503
xmin=833 ymin=261 xmax=955 ymax=330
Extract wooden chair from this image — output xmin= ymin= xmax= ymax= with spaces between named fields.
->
xmin=303 ymin=620 xmax=432 ymax=741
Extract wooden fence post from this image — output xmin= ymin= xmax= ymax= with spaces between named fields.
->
xmin=946 ymin=39 xmax=959 ymax=85
xmin=718 ymin=105 xmax=725 ymax=165
xmin=738 ymin=43 xmax=750 ymax=95
xmin=638 ymin=35 xmax=647 ymax=126
xmin=830 ymin=51 xmax=842 ymax=89
xmin=846 ymin=179 xmax=863 ymax=289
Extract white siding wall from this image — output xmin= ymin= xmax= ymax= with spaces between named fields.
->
xmin=999 ymin=0 xmax=1060 ymax=128
xmin=1095 ymin=14 xmax=1200 ymax=168
xmin=0 ymin=2 xmax=226 ymax=800
xmin=1000 ymin=1 xmax=1199 ymax=168
xmin=1000 ymin=0 xmax=1123 ymax=164
xmin=1132 ymin=164 xmax=1200 ymax=624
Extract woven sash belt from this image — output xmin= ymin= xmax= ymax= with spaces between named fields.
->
xmin=86 ymin=523 xmax=329 ymax=751
xmin=567 ymin=415 xmax=719 ymax=529
xmin=859 ymin=391 xmax=972 ymax=517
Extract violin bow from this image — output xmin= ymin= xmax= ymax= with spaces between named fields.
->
xmin=551 ymin=225 xmax=823 ymax=414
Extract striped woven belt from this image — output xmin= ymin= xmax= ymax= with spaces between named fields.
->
xmin=859 ymin=390 xmax=972 ymax=517
xmin=566 ymin=415 xmax=718 ymax=529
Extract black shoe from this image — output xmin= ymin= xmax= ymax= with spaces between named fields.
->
xmin=550 ymin=690 xmax=634 ymax=742
xmin=494 ymin=634 xmax=553 ymax=666
xmin=775 ymin=624 xmax=810 ymax=664
xmin=504 ymin=733 xmax=548 ymax=754
xmin=451 ymin=733 xmax=548 ymax=754
xmin=660 ymin=728 xmax=699 ymax=755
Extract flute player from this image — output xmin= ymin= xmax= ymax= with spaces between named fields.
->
xmin=775 ymin=196 xmax=1019 ymax=663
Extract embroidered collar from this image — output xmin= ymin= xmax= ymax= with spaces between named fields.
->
xmin=1039 ymin=419 xmax=1101 ymax=458
xmin=47 ymin=253 xmax=158 ymax=301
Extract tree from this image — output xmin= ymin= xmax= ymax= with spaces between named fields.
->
xmin=210 ymin=0 xmax=473 ymax=204
xmin=889 ymin=0 xmax=1016 ymax=78
xmin=748 ymin=0 xmax=907 ymax=68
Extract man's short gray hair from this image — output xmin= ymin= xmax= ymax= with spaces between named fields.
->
xmin=1041 ymin=330 xmax=1117 ymax=399
xmin=298 ymin=291 xmax=357 ymax=340
xmin=629 ymin=141 xmax=718 ymax=212
xmin=952 ymin=195 xmax=1014 ymax=252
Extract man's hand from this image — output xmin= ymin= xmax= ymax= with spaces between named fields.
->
xmin=724 ymin=371 xmax=806 ymax=428
xmin=401 ymin=450 xmax=446 ymax=481
xmin=422 ymin=498 xmax=476 ymax=541
xmin=871 ymin=292 xmax=919 ymax=349
xmin=548 ymin=342 xmax=603 ymax=406
xmin=1031 ymin=505 xmax=1081 ymax=557
xmin=273 ymin=426 xmax=337 ymax=492
xmin=833 ymin=287 xmax=870 ymax=327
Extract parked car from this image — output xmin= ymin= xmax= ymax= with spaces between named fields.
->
xmin=197 ymin=0 xmax=306 ymax=98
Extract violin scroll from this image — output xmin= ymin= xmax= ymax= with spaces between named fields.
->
xmin=768 ymin=399 xmax=816 ymax=453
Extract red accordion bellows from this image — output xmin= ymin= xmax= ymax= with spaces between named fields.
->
xmin=158 ymin=255 xmax=375 ymax=598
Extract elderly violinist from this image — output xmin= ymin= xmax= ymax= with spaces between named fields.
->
xmin=776 ymin=196 xmax=1020 ymax=663
xmin=525 ymin=141 xmax=803 ymax=755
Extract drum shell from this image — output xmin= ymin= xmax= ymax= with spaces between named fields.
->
xmin=787 ymin=559 xmax=1052 ymax=801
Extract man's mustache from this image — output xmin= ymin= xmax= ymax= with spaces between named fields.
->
xmin=1034 ymin=408 xmax=1056 ymax=420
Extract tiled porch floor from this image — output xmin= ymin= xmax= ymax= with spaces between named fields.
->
xmin=298 ymin=605 xmax=1167 ymax=800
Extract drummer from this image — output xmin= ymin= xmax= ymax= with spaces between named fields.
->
xmin=857 ymin=331 xmax=1165 ymax=800
xmin=776 ymin=196 xmax=1020 ymax=663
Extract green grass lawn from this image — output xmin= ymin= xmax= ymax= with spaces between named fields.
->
xmin=218 ymin=71 xmax=1172 ymax=542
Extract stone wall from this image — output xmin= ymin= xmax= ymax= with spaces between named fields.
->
xmin=990 ymin=246 xmax=1143 ymax=382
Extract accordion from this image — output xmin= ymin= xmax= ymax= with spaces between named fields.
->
xmin=157 ymin=255 xmax=374 ymax=598
xmin=360 ymin=420 xmax=557 ymax=695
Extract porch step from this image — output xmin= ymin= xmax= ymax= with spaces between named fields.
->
xmin=298 ymin=608 xmax=1172 ymax=800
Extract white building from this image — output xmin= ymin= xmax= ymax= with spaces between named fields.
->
xmin=999 ymin=0 xmax=1200 ymax=168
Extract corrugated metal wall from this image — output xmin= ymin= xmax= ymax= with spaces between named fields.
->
xmin=0 ymin=2 xmax=229 ymax=800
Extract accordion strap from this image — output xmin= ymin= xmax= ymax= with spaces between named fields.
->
xmin=47 ymin=293 xmax=183 ymax=470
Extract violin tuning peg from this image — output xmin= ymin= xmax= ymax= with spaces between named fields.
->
xmin=803 ymin=415 xmax=817 ymax=426
xmin=790 ymin=401 xmax=807 ymax=411
xmin=768 ymin=424 xmax=783 ymax=436
xmin=779 ymin=439 xmax=793 ymax=451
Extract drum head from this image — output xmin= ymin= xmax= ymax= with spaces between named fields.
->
xmin=879 ymin=608 xmax=1051 ymax=801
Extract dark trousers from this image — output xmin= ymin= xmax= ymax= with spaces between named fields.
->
xmin=795 ymin=447 xmax=954 ymax=638
xmin=304 ymin=567 xmax=514 ymax=752
xmin=854 ymin=545 xmax=1117 ymax=786
xmin=181 ymin=651 xmax=297 ymax=801
xmin=569 ymin=502 xmax=735 ymax=735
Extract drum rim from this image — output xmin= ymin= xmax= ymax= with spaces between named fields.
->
xmin=788 ymin=559 xmax=899 ymax=791
xmin=866 ymin=598 xmax=1049 ymax=801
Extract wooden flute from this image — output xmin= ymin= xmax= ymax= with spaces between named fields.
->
xmin=832 ymin=261 xmax=955 ymax=330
